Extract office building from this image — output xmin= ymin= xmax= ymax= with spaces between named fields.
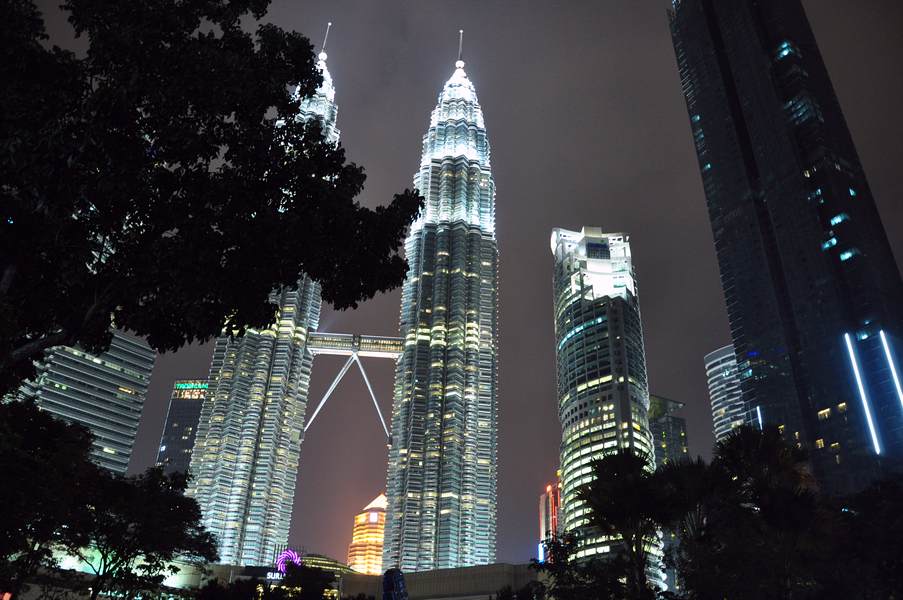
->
xmin=156 ymin=379 xmax=207 ymax=475
xmin=383 ymin=53 xmax=499 ymax=571
xmin=347 ymin=494 xmax=387 ymax=575
xmin=648 ymin=394 xmax=688 ymax=466
xmin=704 ymin=346 xmax=744 ymax=443
xmin=550 ymin=227 xmax=659 ymax=582
xmin=537 ymin=472 xmax=562 ymax=562
xmin=14 ymin=330 xmax=155 ymax=474
xmin=670 ymin=0 xmax=903 ymax=491
xmin=186 ymin=48 xmax=337 ymax=566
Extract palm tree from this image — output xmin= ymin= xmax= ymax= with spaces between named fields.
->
xmin=576 ymin=451 xmax=661 ymax=600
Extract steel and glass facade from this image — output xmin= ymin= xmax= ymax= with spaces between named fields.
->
xmin=186 ymin=51 xmax=338 ymax=566
xmin=551 ymin=227 xmax=657 ymax=573
xmin=347 ymin=494 xmax=387 ymax=576
xmin=670 ymin=0 xmax=903 ymax=492
xmin=704 ymin=345 xmax=744 ymax=443
xmin=156 ymin=379 xmax=207 ymax=475
xmin=14 ymin=330 xmax=155 ymax=474
xmin=383 ymin=58 xmax=499 ymax=572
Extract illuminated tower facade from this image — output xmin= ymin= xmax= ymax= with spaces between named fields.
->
xmin=383 ymin=55 xmax=499 ymax=572
xmin=187 ymin=49 xmax=338 ymax=566
xmin=551 ymin=227 xmax=657 ymax=570
xmin=347 ymin=494 xmax=387 ymax=575
xmin=13 ymin=330 xmax=155 ymax=474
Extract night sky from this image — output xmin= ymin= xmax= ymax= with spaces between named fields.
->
xmin=38 ymin=0 xmax=903 ymax=568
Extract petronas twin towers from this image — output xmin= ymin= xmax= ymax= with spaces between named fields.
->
xmin=188 ymin=43 xmax=498 ymax=571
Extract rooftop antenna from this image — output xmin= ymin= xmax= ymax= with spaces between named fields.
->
xmin=456 ymin=29 xmax=464 ymax=68
xmin=318 ymin=21 xmax=332 ymax=62
xmin=322 ymin=21 xmax=332 ymax=52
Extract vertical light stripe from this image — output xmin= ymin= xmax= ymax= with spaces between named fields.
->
xmin=844 ymin=333 xmax=881 ymax=455
xmin=879 ymin=330 xmax=903 ymax=412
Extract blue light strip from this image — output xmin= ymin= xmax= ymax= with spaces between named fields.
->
xmin=879 ymin=330 xmax=903 ymax=412
xmin=756 ymin=405 xmax=763 ymax=429
xmin=844 ymin=333 xmax=881 ymax=455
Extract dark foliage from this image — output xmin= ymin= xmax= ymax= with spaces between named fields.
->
xmin=76 ymin=466 xmax=218 ymax=600
xmin=0 ymin=0 xmax=423 ymax=395
xmin=531 ymin=534 xmax=626 ymax=600
xmin=0 ymin=400 xmax=98 ymax=598
xmin=576 ymin=451 xmax=662 ymax=600
xmin=534 ymin=427 xmax=903 ymax=600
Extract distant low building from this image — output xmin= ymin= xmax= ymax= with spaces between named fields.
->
xmin=341 ymin=563 xmax=538 ymax=600
xmin=347 ymin=494 xmax=387 ymax=576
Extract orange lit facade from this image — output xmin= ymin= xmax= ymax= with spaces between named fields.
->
xmin=539 ymin=471 xmax=563 ymax=547
xmin=347 ymin=494 xmax=386 ymax=575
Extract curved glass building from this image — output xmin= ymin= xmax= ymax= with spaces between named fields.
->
xmin=550 ymin=227 xmax=657 ymax=570
xmin=383 ymin=57 xmax=499 ymax=571
xmin=187 ymin=50 xmax=337 ymax=566
xmin=704 ymin=345 xmax=744 ymax=443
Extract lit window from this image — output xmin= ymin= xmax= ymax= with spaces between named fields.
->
xmin=815 ymin=438 xmax=825 ymax=449
xmin=822 ymin=238 xmax=837 ymax=250
xmin=691 ymin=114 xmax=701 ymax=123
xmin=839 ymin=249 xmax=859 ymax=262
xmin=849 ymin=187 xmax=857 ymax=198
xmin=817 ymin=408 xmax=831 ymax=420
xmin=837 ymin=402 xmax=848 ymax=413
xmin=830 ymin=213 xmax=849 ymax=226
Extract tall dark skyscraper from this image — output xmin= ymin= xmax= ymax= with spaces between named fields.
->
xmin=156 ymin=379 xmax=207 ymax=475
xmin=670 ymin=0 xmax=903 ymax=492
xmin=648 ymin=394 xmax=688 ymax=467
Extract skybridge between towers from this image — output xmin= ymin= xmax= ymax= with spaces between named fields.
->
xmin=303 ymin=332 xmax=403 ymax=443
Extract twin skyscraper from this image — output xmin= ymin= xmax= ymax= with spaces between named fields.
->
xmin=187 ymin=41 xmax=499 ymax=570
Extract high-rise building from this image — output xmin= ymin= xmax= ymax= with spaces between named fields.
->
xmin=670 ymin=0 xmax=903 ymax=492
xmin=537 ymin=472 xmax=562 ymax=561
xmin=186 ymin=48 xmax=338 ymax=566
xmin=383 ymin=55 xmax=499 ymax=572
xmin=648 ymin=395 xmax=688 ymax=466
xmin=704 ymin=346 xmax=744 ymax=443
xmin=347 ymin=494 xmax=387 ymax=576
xmin=156 ymin=379 xmax=207 ymax=475
xmin=550 ymin=227 xmax=657 ymax=571
xmin=13 ymin=330 xmax=155 ymax=474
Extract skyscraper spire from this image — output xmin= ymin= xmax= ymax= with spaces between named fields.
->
xmin=321 ymin=21 xmax=332 ymax=56
xmin=457 ymin=29 xmax=464 ymax=65
xmin=383 ymin=48 xmax=498 ymax=572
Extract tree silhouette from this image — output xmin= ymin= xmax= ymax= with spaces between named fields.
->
xmin=0 ymin=0 xmax=422 ymax=395
xmin=576 ymin=451 xmax=661 ymax=600
xmin=0 ymin=400 xmax=98 ymax=599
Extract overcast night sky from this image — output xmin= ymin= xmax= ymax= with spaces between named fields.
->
xmin=37 ymin=0 xmax=903 ymax=568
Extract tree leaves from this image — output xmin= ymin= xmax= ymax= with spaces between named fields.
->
xmin=0 ymin=0 xmax=423 ymax=395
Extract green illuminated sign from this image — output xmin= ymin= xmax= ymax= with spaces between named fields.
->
xmin=174 ymin=382 xmax=208 ymax=390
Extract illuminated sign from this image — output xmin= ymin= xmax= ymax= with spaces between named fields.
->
xmin=174 ymin=382 xmax=208 ymax=390
xmin=275 ymin=548 xmax=302 ymax=574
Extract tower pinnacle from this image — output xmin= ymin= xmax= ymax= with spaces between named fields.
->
xmin=319 ymin=21 xmax=332 ymax=61
xmin=456 ymin=29 xmax=464 ymax=69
